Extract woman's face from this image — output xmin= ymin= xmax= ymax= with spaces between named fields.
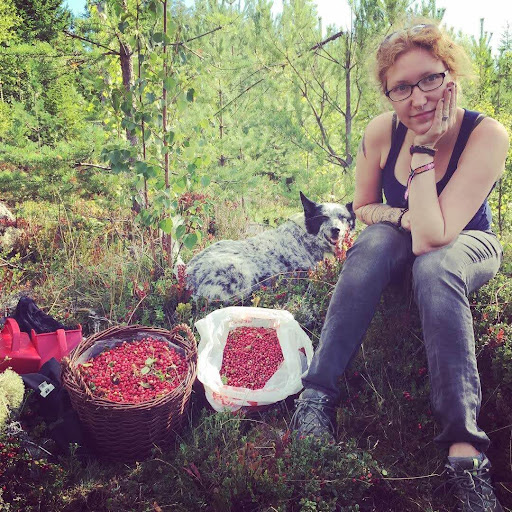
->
xmin=385 ymin=47 xmax=452 ymax=134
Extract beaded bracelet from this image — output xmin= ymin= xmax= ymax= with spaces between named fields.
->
xmin=410 ymin=144 xmax=437 ymax=157
xmin=404 ymin=161 xmax=435 ymax=200
xmin=396 ymin=208 xmax=408 ymax=228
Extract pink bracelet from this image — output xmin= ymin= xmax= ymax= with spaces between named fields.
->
xmin=404 ymin=161 xmax=435 ymax=200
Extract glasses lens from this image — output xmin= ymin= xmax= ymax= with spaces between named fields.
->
xmin=388 ymin=85 xmax=412 ymax=101
xmin=419 ymin=73 xmax=444 ymax=91
xmin=388 ymin=73 xmax=445 ymax=101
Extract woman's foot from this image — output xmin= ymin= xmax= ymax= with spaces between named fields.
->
xmin=289 ymin=388 xmax=336 ymax=442
xmin=444 ymin=454 xmax=503 ymax=512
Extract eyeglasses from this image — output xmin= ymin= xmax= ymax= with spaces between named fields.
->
xmin=385 ymin=71 xmax=448 ymax=102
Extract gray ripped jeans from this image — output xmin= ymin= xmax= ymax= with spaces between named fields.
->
xmin=303 ymin=223 xmax=503 ymax=452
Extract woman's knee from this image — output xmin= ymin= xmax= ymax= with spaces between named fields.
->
xmin=341 ymin=223 xmax=411 ymax=285
xmin=412 ymin=248 xmax=465 ymax=298
xmin=348 ymin=223 xmax=409 ymax=260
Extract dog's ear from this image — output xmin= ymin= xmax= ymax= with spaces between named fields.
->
xmin=345 ymin=201 xmax=356 ymax=229
xmin=300 ymin=191 xmax=318 ymax=217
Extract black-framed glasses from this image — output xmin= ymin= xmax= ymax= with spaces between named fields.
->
xmin=385 ymin=71 xmax=448 ymax=102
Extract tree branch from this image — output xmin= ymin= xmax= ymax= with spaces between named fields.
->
xmin=183 ymin=25 xmax=224 ymax=44
xmin=309 ymin=30 xmax=344 ymax=52
xmin=74 ymin=162 xmax=112 ymax=170
xmin=285 ymin=54 xmax=346 ymax=167
xmin=353 ymin=81 xmax=362 ymax=118
xmin=314 ymin=51 xmax=340 ymax=65
xmin=213 ymin=78 xmax=265 ymax=116
xmin=63 ymin=30 xmax=120 ymax=55
xmin=182 ymin=43 xmax=204 ymax=60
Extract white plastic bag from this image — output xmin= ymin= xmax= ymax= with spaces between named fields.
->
xmin=195 ymin=306 xmax=313 ymax=412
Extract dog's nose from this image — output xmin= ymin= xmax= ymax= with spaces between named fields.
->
xmin=331 ymin=227 xmax=341 ymax=238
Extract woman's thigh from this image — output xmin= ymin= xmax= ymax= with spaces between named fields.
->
xmin=345 ymin=223 xmax=413 ymax=284
xmin=412 ymin=230 xmax=502 ymax=295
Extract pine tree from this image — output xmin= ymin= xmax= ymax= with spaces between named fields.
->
xmin=14 ymin=0 xmax=72 ymax=43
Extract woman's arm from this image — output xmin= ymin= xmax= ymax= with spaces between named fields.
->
xmin=353 ymin=113 xmax=408 ymax=227
xmin=356 ymin=203 xmax=405 ymax=226
xmin=408 ymin=87 xmax=509 ymax=255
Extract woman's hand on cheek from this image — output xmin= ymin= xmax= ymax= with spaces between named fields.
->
xmin=413 ymin=82 xmax=456 ymax=147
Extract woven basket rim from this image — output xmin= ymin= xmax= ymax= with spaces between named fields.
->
xmin=62 ymin=324 xmax=197 ymax=409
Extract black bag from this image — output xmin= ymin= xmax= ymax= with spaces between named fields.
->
xmin=13 ymin=296 xmax=74 ymax=334
xmin=22 ymin=358 xmax=88 ymax=456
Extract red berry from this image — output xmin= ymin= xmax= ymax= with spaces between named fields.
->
xmin=79 ymin=337 xmax=188 ymax=403
xmin=220 ymin=327 xmax=283 ymax=390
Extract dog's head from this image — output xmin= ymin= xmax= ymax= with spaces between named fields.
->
xmin=300 ymin=192 xmax=355 ymax=249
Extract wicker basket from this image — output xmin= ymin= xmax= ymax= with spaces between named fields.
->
xmin=62 ymin=324 xmax=197 ymax=461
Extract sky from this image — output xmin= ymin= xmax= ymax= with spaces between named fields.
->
xmin=65 ymin=0 xmax=512 ymax=53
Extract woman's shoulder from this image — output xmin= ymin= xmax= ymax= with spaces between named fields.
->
xmin=366 ymin=111 xmax=394 ymax=132
xmin=362 ymin=112 xmax=399 ymax=167
xmin=364 ymin=111 xmax=395 ymax=144
xmin=458 ymin=111 xmax=509 ymax=180
xmin=474 ymin=114 xmax=508 ymax=137
xmin=467 ymin=112 xmax=509 ymax=149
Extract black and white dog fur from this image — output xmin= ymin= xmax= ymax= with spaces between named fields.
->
xmin=186 ymin=192 xmax=355 ymax=302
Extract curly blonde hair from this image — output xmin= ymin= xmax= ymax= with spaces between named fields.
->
xmin=375 ymin=22 xmax=472 ymax=94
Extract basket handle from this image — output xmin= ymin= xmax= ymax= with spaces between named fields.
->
xmin=169 ymin=324 xmax=197 ymax=415
xmin=62 ymin=356 xmax=95 ymax=399
xmin=75 ymin=365 xmax=96 ymax=399
xmin=170 ymin=323 xmax=197 ymax=353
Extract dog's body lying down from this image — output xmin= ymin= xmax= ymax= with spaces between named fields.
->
xmin=186 ymin=192 xmax=355 ymax=302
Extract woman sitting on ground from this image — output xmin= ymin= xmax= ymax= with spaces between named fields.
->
xmin=291 ymin=21 xmax=508 ymax=512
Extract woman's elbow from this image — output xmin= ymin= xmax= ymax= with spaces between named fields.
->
xmin=353 ymin=206 xmax=365 ymax=223
xmin=412 ymin=237 xmax=452 ymax=256
xmin=412 ymin=244 xmax=434 ymax=256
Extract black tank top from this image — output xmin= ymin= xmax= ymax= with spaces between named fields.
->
xmin=381 ymin=109 xmax=492 ymax=231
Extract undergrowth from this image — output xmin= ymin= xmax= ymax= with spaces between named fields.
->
xmin=1 ymin=199 xmax=511 ymax=511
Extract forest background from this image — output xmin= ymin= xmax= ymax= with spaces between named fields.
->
xmin=1 ymin=0 xmax=512 ymax=511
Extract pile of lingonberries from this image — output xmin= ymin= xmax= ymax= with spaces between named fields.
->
xmin=79 ymin=337 xmax=188 ymax=403
xmin=220 ymin=326 xmax=284 ymax=389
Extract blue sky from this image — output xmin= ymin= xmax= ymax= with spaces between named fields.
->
xmin=65 ymin=0 xmax=511 ymax=52
xmin=66 ymin=0 xmax=87 ymax=16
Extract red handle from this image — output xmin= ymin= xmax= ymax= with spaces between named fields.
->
xmin=4 ymin=318 xmax=21 ymax=352
xmin=56 ymin=329 xmax=68 ymax=357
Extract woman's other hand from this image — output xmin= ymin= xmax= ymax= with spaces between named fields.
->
xmin=400 ymin=210 xmax=411 ymax=231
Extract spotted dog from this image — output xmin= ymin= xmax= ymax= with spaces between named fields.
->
xmin=186 ymin=192 xmax=355 ymax=302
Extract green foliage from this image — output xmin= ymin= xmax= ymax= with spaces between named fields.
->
xmin=0 ymin=0 xmax=21 ymax=45
xmin=0 ymin=132 xmax=114 ymax=203
xmin=0 ymin=103 xmax=11 ymax=140
xmin=13 ymin=0 xmax=72 ymax=42
xmin=0 ymin=432 xmax=67 ymax=510
xmin=0 ymin=43 xmax=88 ymax=146
xmin=0 ymin=370 xmax=25 ymax=430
